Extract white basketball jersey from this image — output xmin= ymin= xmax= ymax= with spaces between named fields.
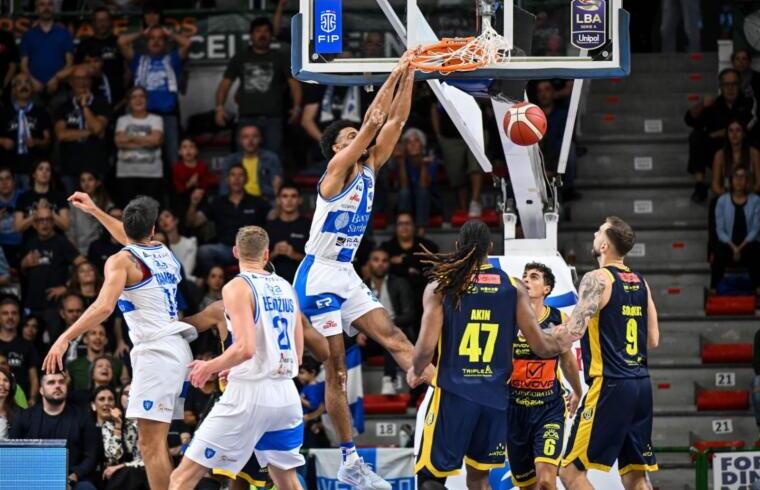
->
xmin=304 ymin=165 xmax=374 ymax=262
xmin=117 ymin=243 xmax=191 ymax=345
xmin=227 ymin=271 xmax=299 ymax=382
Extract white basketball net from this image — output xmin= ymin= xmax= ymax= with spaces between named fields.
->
xmin=411 ymin=18 xmax=513 ymax=74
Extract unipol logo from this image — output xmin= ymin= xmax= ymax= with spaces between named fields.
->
xmin=320 ymin=10 xmax=337 ymax=33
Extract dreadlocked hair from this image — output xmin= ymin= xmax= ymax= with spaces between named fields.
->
xmin=418 ymin=220 xmax=492 ymax=308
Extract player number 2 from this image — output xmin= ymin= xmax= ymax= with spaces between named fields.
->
xmin=543 ymin=438 xmax=556 ymax=456
xmin=625 ymin=318 xmax=638 ymax=356
xmin=272 ymin=316 xmax=291 ymax=351
xmin=459 ymin=322 xmax=498 ymax=363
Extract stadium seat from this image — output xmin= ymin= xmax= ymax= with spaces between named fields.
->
xmin=701 ymin=343 xmax=753 ymax=364
xmin=695 ymin=389 xmax=750 ymax=411
xmin=451 ymin=209 xmax=500 ymax=228
xmin=366 ymin=356 xmax=384 ymax=367
xmin=373 ymin=213 xmax=387 ymax=230
xmin=293 ymin=174 xmax=320 ymax=188
xmin=691 ymin=440 xmax=746 ymax=462
xmin=704 ymin=295 xmax=756 ymax=316
xmin=363 ymin=393 xmax=410 ymax=414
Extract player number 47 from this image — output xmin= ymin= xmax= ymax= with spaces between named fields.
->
xmin=459 ymin=322 xmax=498 ymax=363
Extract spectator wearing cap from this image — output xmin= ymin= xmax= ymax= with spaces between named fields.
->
xmin=10 ymin=370 xmax=99 ymax=490
xmin=20 ymin=0 xmax=74 ymax=93
xmin=0 ymin=72 xmax=52 ymax=181
xmin=0 ymin=298 xmax=39 ymax=406
xmin=53 ymin=64 xmax=111 ymax=194
xmin=685 ymin=68 xmax=757 ymax=203
xmin=215 ymin=17 xmax=302 ymax=154
xmin=118 ymin=22 xmax=190 ymax=168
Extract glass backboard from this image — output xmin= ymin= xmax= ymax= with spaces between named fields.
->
xmin=292 ymin=0 xmax=629 ymax=85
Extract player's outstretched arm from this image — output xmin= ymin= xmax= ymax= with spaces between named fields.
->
xmin=189 ymin=279 xmax=255 ymax=387
xmin=412 ymin=282 xmax=444 ymax=377
xmin=369 ymin=61 xmax=415 ymax=170
xmin=321 ymin=62 xmax=406 ymax=194
xmin=42 ymin=253 xmax=129 ymax=373
xmin=183 ymin=300 xmax=225 ymax=334
xmin=68 ymin=192 xmax=129 ymax=245
xmin=645 ymin=280 xmax=660 ymax=349
xmin=515 ymin=282 xmax=567 ymax=358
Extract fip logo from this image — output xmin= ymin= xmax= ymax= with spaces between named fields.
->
xmin=315 ymin=0 xmax=342 ymax=54
xmin=320 ymin=10 xmax=337 ymax=33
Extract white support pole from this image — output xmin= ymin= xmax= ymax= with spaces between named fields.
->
xmin=557 ymin=78 xmax=583 ymax=175
xmin=504 ymin=0 xmax=513 ymax=49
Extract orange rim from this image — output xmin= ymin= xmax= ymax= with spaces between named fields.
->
xmin=409 ymin=37 xmax=487 ymax=73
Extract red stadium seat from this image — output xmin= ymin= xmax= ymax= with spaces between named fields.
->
xmin=704 ymin=295 xmax=756 ymax=316
xmin=428 ymin=214 xmax=444 ymax=228
xmin=366 ymin=356 xmax=384 ymax=367
xmin=696 ymin=389 xmax=749 ymax=411
xmin=373 ymin=213 xmax=387 ymax=230
xmin=701 ymin=343 xmax=753 ymax=364
xmin=293 ymin=174 xmax=320 ymax=188
xmin=363 ymin=394 xmax=410 ymax=414
xmin=691 ymin=440 xmax=746 ymax=462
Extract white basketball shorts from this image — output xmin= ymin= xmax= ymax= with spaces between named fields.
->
xmin=185 ymin=379 xmax=305 ymax=473
xmin=126 ymin=331 xmax=192 ymax=424
xmin=294 ymin=254 xmax=383 ymax=337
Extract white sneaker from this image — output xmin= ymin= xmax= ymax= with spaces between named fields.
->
xmin=381 ymin=376 xmax=397 ymax=395
xmin=468 ymin=200 xmax=482 ymax=217
xmin=338 ymin=457 xmax=392 ymax=490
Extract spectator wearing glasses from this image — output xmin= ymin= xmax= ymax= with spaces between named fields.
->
xmin=19 ymin=206 xmax=86 ymax=328
xmin=685 ymin=68 xmax=757 ymax=203
xmin=0 ymin=72 xmax=52 ymax=181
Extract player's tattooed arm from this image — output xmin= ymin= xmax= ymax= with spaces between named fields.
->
xmin=556 ymin=270 xmax=608 ymax=343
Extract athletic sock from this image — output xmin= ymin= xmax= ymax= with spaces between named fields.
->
xmin=340 ymin=442 xmax=359 ymax=464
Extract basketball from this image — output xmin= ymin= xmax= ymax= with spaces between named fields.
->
xmin=503 ymin=102 xmax=548 ymax=146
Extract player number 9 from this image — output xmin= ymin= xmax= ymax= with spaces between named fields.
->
xmin=625 ymin=318 xmax=638 ymax=356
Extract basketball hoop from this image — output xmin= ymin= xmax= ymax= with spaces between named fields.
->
xmin=409 ymin=6 xmax=512 ymax=74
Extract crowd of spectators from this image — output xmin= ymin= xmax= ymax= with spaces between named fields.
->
xmin=685 ymin=48 xmax=760 ymax=297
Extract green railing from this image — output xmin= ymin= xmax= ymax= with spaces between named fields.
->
xmin=657 ymin=445 xmax=759 ymax=490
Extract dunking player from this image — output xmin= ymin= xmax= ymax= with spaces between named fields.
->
xmin=507 ymin=263 xmax=583 ymax=489
xmin=294 ymin=54 xmax=429 ymax=489
xmin=410 ymin=221 xmax=571 ymax=490
xmin=43 ymin=195 xmax=196 ymax=490
xmin=170 ymin=227 xmax=304 ymax=490
xmin=183 ymin=300 xmax=329 ymax=490
xmin=556 ymin=217 xmax=660 ymax=490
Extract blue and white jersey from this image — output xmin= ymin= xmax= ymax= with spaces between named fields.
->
xmin=304 ymin=165 xmax=374 ymax=262
xmin=117 ymin=243 xmax=190 ymax=345
xmin=228 ymin=271 xmax=299 ymax=382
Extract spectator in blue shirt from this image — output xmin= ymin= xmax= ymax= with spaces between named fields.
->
xmin=20 ymin=0 xmax=74 ymax=93
xmin=712 ymin=166 xmax=760 ymax=292
xmin=118 ymin=25 xmax=191 ymax=168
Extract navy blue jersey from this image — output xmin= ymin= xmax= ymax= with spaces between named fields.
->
xmin=510 ymin=306 xmax=567 ymax=405
xmin=581 ymin=265 xmax=649 ymax=384
xmin=433 ymin=265 xmax=517 ymax=410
